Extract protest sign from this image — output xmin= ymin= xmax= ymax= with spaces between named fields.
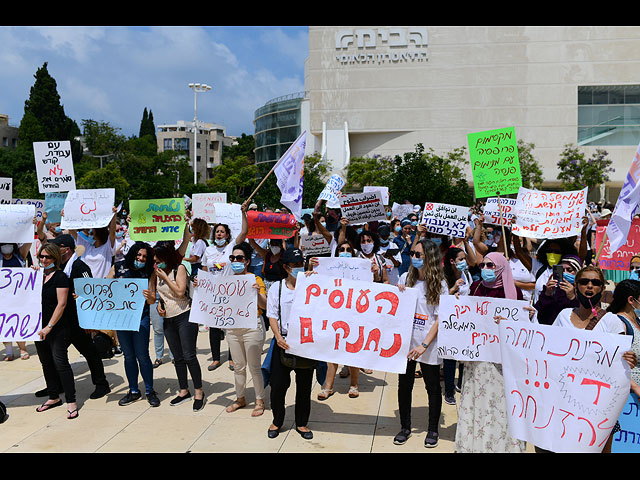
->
xmin=392 ymin=202 xmax=414 ymax=220
xmin=339 ymin=191 xmax=387 ymax=224
xmin=0 ymin=204 xmax=36 ymax=244
xmin=247 ymin=210 xmax=297 ymax=239
xmin=0 ymin=268 xmax=43 ymax=342
xmin=595 ymin=219 xmax=640 ymax=271
xmin=285 ymin=273 xmax=419 ymax=374
xmin=499 ymin=321 xmax=631 ymax=453
xmin=421 ymin=202 xmax=469 ymax=238
xmin=313 ymin=256 xmax=373 ymax=282
xmin=318 ymin=174 xmax=345 ymax=207
xmin=437 ymin=295 xmax=530 ymax=363
xmin=60 ymin=189 xmax=115 ymax=230
xmin=612 ymin=393 xmax=640 ymax=453
xmin=468 ymin=126 xmax=522 ymax=198
xmin=44 ymin=192 xmax=68 ymax=224
xmin=129 ymin=198 xmax=185 ymax=242
xmin=0 ymin=178 xmax=12 ymax=203
xmin=301 ymin=234 xmax=331 ymax=257
xmin=74 ymin=278 xmax=147 ymax=331
xmin=364 ymin=186 xmax=389 ymax=205
xmin=7 ymin=199 xmax=44 ymax=232
xmin=192 ymin=193 xmax=227 ymax=223
xmin=211 ymin=202 xmax=243 ymax=240
xmin=482 ymin=197 xmax=517 ymax=226
xmin=33 ymin=140 xmax=76 ymax=193
xmin=189 ymin=271 xmax=258 ymax=329
xmin=512 ymin=187 xmax=587 ymax=239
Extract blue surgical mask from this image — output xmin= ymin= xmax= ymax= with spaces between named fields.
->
xmin=116 ymin=231 xmax=124 ymax=238
xmin=481 ymin=269 xmax=496 ymax=282
xmin=386 ymin=211 xmax=392 ymax=217
xmin=320 ymin=222 xmax=326 ymax=228
xmin=215 ymin=238 xmax=226 ymax=247
xmin=339 ymin=252 xmax=352 ymax=258
xmin=380 ymin=239 xmax=389 ymax=246
xmin=54 ymin=226 xmax=62 ymax=233
xmin=156 ymin=262 xmax=167 ymax=269
xmin=290 ymin=267 xmax=305 ymax=277
xmin=356 ymin=228 xmax=363 ymax=234
xmin=133 ymin=260 xmax=145 ymax=270
xmin=630 ymin=270 xmax=640 ymax=281
xmin=563 ymin=272 xmax=575 ymax=284
xmin=411 ymin=221 xmax=418 ymax=227
xmin=231 ymin=262 xmax=245 ymax=273
xmin=431 ymin=238 xmax=442 ymax=246
xmin=456 ymin=260 xmax=468 ymax=271
xmin=394 ymin=226 xmax=401 ymax=233
xmin=411 ymin=258 xmax=424 ymax=269
xmin=39 ymin=262 xmax=55 ymax=270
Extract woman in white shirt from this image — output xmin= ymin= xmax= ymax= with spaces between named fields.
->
xmin=394 ymin=238 xmax=447 ymax=448
xmin=199 ymin=202 xmax=249 ymax=371
xmin=183 ymin=218 xmax=209 ymax=278
xmin=67 ymin=207 xmax=117 ymax=279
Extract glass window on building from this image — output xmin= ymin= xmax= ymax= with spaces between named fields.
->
xmin=163 ymin=138 xmax=173 ymax=150
xmin=578 ymin=85 xmax=640 ymax=146
xmin=174 ymin=138 xmax=189 ymax=151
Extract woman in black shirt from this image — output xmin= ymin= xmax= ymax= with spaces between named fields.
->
xmin=33 ymin=243 xmax=78 ymax=419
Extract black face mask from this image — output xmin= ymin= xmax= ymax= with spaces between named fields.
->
xmin=576 ymin=289 xmax=602 ymax=310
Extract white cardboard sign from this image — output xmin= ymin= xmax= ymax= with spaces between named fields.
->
xmin=33 ymin=140 xmax=76 ymax=193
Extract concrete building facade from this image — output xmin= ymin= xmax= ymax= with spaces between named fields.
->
xmin=157 ymin=120 xmax=235 ymax=183
xmin=301 ymin=26 xmax=640 ymax=201
xmin=0 ymin=114 xmax=19 ymax=150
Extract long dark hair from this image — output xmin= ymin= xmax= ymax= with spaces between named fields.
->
xmin=443 ymin=247 xmax=463 ymax=289
xmin=405 ymin=238 xmax=444 ymax=305
xmin=607 ymin=279 xmax=640 ymax=314
xmin=153 ymin=242 xmax=181 ymax=272
xmin=124 ymin=242 xmax=155 ymax=277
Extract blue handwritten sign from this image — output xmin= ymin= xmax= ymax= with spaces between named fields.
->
xmin=74 ymin=278 xmax=148 ymax=331
xmin=612 ymin=393 xmax=640 ymax=452
xmin=45 ymin=192 xmax=68 ymax=224
xmin=0 ymin=268 xmax=43 ymax=342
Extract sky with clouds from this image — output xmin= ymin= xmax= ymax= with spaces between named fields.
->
xmin=0 ymin=26 xmax=308 ymax=138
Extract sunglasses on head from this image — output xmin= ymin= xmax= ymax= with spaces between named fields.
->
xmin=229 ymin=255 xmax=246 ymax=262
xmin=577 ymin=278 xmax=603 ymax=287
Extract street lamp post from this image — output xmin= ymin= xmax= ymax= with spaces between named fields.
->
xmin=188 ymin=83 xmax=211 ymax=185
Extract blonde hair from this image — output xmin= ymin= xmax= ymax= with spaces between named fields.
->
xmin=38 ymin=243 xmax=62 ymax=270
xmin=405 ymin=238 xmax=444 ymax=305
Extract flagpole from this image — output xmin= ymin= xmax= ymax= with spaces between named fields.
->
xmin=594 ymin=230 xmax=608 ymax=264
xmin=497 ymin=191 xmax=509 ymax=260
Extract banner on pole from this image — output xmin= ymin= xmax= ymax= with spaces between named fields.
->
xmin=595 ymin=218 xmax=640 ymax=271
xmin=246 ymin=210 xmax=297 ymax=239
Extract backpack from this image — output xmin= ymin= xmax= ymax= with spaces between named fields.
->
xmin=617 ymin=314 xmax=635 ymax=342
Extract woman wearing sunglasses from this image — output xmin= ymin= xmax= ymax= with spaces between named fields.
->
xmin=211 ymin=241 xmax=268 ymax=417
xmin=455 ymin=251 xmax=527 ymax=453
xmin=394 ymin=238 xmax=448 ymax=448
xmin=33 ymin=243 xmax=79 ymax=419
xmin=534 ymin=254 xmax=582 ymax=325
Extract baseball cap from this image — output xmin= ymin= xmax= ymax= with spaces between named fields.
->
xmin=49 ymin=234 xmax=75 ymax=249
xmin=282 ymin=248 xmax=304 ymax=264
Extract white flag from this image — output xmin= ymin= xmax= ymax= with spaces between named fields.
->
xmin=274 ymin=131 xmax=306 ymax=218
xmin=606 ymin=142 xmax=640 ymax=253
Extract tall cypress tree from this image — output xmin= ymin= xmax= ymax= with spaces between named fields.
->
xmin=138 ymin=107 xmax=156 ymax=140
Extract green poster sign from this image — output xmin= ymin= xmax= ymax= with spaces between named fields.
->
xmin=129 ymin=198 xmax=185 ymax=241
xmin=467 ymin=127 xmax=522 ymax=198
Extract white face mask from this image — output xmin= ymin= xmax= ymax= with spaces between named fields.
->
xmin=361 ymin=243 xmax=374 ymax=254
xmin=1 ymin=244 xmax=13 ymax=255
xmin=270 ymin=245 xmax=281 ymax=255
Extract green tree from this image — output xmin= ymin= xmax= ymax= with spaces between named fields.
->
xmin=517 ymin=140 xmax=544 ymax=190
xmin=81 ymin=119 xmax=127 ymax=157
xmin=346 ymin=154 xmax=395 ymax=191
xmin=557 ymin=144 xmax=614 ymax=191
xmin=77 ymin=162 xmax=130 ymax=206
xmin=138 ymin=107 xmax=156 ymax=140
xmin=390 ymin=144 xmax=472 ymax=206
xmin=206 ymin=155 xmax=258 ymax=204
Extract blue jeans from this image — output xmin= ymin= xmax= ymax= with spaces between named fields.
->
xmin=151 ymin=297 xmax=172 ymax=361
xmin=117 ymin=313 xmax=154 ymax=395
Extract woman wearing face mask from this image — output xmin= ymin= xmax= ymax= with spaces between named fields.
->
xmin=206 ymin=242 xmax=268 ymax=416
xmin=144 ymin=242 xmax=205 ymax=411
xmin=108 ymin=242 xmax=160 ymax=407
xmin=357 ymin=230 xmax=389 ymax=284
xmin=530 ymin=238 xmax=579 ymax=303
xmin=628 ymin=255 xmax=640 ymax=281
xmin=548 ymin=267 xmax=637 ymax=453
xmin=2 ymin=242 xmax=33 ymax=361
xmin=200 ymin=202 xmax=249 ymax=371
xmin=33 ymin=243 xmax=79 ymax=419
xmin=394 ymin=238 xmax=448 ymax=448
xmin=378 ymin=225 xmax=402 ymax=285
xmin=393 ymin=219 xmax=416 ymax=276
xmin=248 ymin=238 xmax=288 ymax=292
xmin=68 ymin=206 xmax=117 ymax=279
xmin=455 ymin=252 xmax=526 ymax=453
xmin=534 ymin=254 xmax=581 ymax=325
xmin=183 ymin=218 xmax=209 ymax=279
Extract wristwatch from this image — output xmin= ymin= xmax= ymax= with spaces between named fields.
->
xmin=421 ymin=342 xmax=428 ymax=349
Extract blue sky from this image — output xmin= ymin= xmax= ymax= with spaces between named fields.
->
xmin=0 ymin=26 xmax=309 ymax=138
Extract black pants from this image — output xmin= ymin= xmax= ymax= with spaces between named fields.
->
xmin=398 ymin=361 xmax=442 ymax=433
xmin=69 ymin=321 xmax=108 ymax=389
xmin=35 ymin=324 xmax=76 ymax=403
xmin=164 ymin=310 xmax=202 ymax=391
xmin=209 ymin=327 xmax=231 ymax=363
xmin=269 ymin=344 xmax=313 ymax=429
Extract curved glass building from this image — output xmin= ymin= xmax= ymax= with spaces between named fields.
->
xmin=254 ymin=92 xmax=305 ymax=163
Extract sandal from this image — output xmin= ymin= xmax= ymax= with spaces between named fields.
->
xmin=348 ymin=386 xmax=360 ymax=398
xmin=3 ymin=354 xmax=14 ymax=362
xmin=20 ymin=351 xmax=30 ymax=360
xmin=251 ymin=402 xmax=265 ymax=417
xmin=67 ymin=408 xmax=79 ymax=420
xmin=226 ymin=400 xmax=246 ymax=413
xmin=317 ymin=388 xmax=335 ymax=401
xmin=36 ymin=399 xmax=62 ymax=412
xmin=153 ymin=359 xmax=163 ymax=368
xmin=360 ymin=368 xmax=373 ymax=374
